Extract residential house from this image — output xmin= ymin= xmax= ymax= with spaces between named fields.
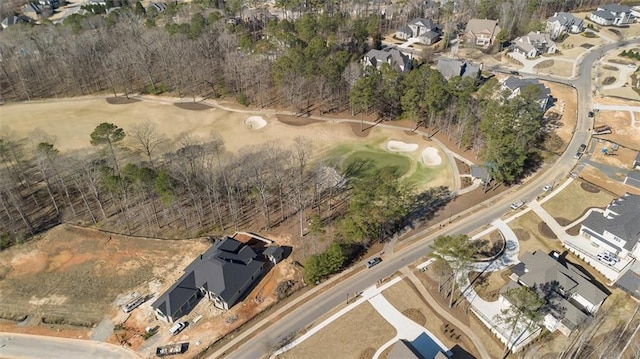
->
xmin=589 ymin=4 xmax=634 ymax=26
xmin=546 ymin=12 xmax=584 ymax=39
xmin=512 ymin=31 xmax=557 ymax=58
xmin=395 ymin=25 xmax=413 ymax=41
xmin=407 ymin=17 xmax=441 ymax=45
xmin=423 ymin=0 xmax=440 ymax=19
xmin=581 ymin=193 xmax=640 ymax=261
xmin=1 ymin=15 xmax=32 ymax=29
xmin=500 ymin=76 xmax=552 ymax=111
xmin=470 ymin=165 xmax=491 ymax=185
xmin=509 ymin=251 xmax=609 ymax=336
xmin=436 ymin=58 xmax=481 ymax=80
xmin=633 ymin=152 xmax=640 ymax=169
xmin=22 ymin=3 xmax=43 ymax=19
xmin=151 ymin=237 xmax=266 ymax=323
xmin=624 ymin=171 xmax=640 ymax=189
xmin=363 ymin=47 xmax=412 ymax=73
xmin=146 ymin=2 xmax=167 ymax=13
xmin=465 ymin=19 xmax=501 ymax=47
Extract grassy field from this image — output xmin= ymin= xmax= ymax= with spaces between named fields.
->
xmin=278 ymin=302 xmax=395 ymax=359
xmin=541 ymin=180 xmax=615 ymax=222
xmin=343 ymin=149 xmax=412 ymax=177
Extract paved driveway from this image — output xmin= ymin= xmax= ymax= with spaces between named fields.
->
xmin=369 ymin=293 xmax=448 ymax=359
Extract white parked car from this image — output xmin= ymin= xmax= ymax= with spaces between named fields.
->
xmin=169 ymin=321 xmax=187 ymax=336
xmin=510 ymin=200 xmax=525 ymax=210
xmin=543 ymin=184 xmax=552 ymax=192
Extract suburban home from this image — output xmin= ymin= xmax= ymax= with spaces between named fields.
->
xmin=363 ymin=47 xmax=412 ymax=73
xmin=624 ymin=171 xmax=640 ymax=189
xmin=500 ymin=76 xmax=551 ymax=111
xmin=509 ymin=251 xmax=609 ymax=336
xmin=546 ymin=12 xmax=584 ymax=39
xmin=21 ymin=3 xmax=42 ymax=19
xmin=436 ymin=58 xmax=481 ymax=80
xmin=395 ymin=25 xmax=413 ymax=40
xmin=465 ymin=18 xmax=501 ymax=47
xmin=146 ymin=2 xmax=166 ymax=13
xmin=581 ymin=193 xmax=640 ymax=261
xmin=512 ymin=31 xmax=557 ymax=58
xmin=470 ymin=165 xmax=491 ymax=185
xmin=152 ymin=237 xmax=267 ymax=323
xmin=1 ymin=15 xmax=32 ymax=29
xmin=408 ymin=17 xmax=441 ymax=44
xmin=589 ymin=4 xmax=634 ymax=26
xmin=633 ymin=152 xmax=640 ymax=169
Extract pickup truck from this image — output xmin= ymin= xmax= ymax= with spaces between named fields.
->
xmin=156 ymin=343 xmax=187 ymax=357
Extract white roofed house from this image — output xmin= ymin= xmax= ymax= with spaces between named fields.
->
xmin=512 ymin=31 xmax=556 ymax=58
xmin=363 ymin=48 xmax=412 ymax=73
xmin=546 ymin=12 xmax=584 ymax=39
xmin=589 ymin=4 xmax=634 ymax=26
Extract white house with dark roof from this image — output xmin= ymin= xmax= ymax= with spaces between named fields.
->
xmin=581 ymin=193 xmax=640 ymax=261
xmin=546 ymin=12 xmax=584 ymax=39
xmin=395 ymin=25 xmax=413 ymax=40
xmin=508 ymin=251 xmax=609 ymax=336
xmin=152 ymin=237 xmax=267 ymax=322
xmin=465 ymin=19 xmax=501 ymax=47
xmin=435 ymin=58 xmax=481 ymax=80
xmin=589 ymin=4 xmax=634 ymax=26
xmin=500 ymin=76 xmax=551 ymax=111
xmin=395 ymin=17 xmax=441 ymax=45
xmin=512 ymin=31 xmax=556 ymax=58
xmin=363 ymin=47 xmax=412 ymax=73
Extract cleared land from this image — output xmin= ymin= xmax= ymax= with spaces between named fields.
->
xmin=594 ymin=110 xmax=640 ymax=150
xmin=543 ymin=82 xmax=577 ymax=148
xmin=535 ymin=59 xmax=574 ymax=77
xmin=278 ymin=302 xmax=395 ymax=359
xmin=0 ymin=224 xmax=209 ymax=333
xmin=580 ymin=165 xmax=640 ymax=196
xmin=541 ymin=180 xmax=615 ymax=221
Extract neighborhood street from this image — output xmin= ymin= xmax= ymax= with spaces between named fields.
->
xmin=0 ymin=333 xmax=140 ymax=359
xmin=218 ymin=38 xmax=640 ymax=359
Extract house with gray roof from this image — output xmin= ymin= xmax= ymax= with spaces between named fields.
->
xmin=465 ymin=19 xmax=501 ymax=47
xmin=546 ymin=12 xmax=584 ymax=39
xmin=363 ymin=47 xmax=412 ymax=73
xmin=581 ymin=193 xmax=640 ymax=261
xmin=624 ymin=170 xmax=640 ymax=189
xmin=590 ymin=4 xmax=634 ymax=26
xmin=470 ymin=165 xmax=491 ymax=184
xmin=404 ymin=17 xmax=441 ymax=45
xmin=509 ymin=251 xmax=609 ymax=335
xmin=500 ymin=76 xmax=551 ymax=111
xmin=395 ymin=25 xmax=413 ymax=40
xmin=436 ymin=58 xmax=481 ymax=80
xmin=152 ymin=237 xmax=266 ymax=323
xmin=512 ymin=31 xmax=556 ymax=58
xmin=1 ymin=14 xmax=33 ymax=29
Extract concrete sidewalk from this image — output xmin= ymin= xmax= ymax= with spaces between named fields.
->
xmin=401 ymin=268 xmax=491 ymax=359
xmin=370 ymin=291 xmax=449 ymax=359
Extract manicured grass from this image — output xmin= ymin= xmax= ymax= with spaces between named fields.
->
xmin=541 ymin=180 xmax=615 ymax=222
xmin=342 ymin=149 xmax=412 ymax=178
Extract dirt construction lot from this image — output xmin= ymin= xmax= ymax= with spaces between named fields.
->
xmin=0 ymin=224 xmax=209 ymax=335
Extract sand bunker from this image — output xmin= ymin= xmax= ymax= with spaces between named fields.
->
xmin=421 ymin=147 xmax=442 ymax=166
xmin=245 ymin=116 xmax=267 ymax=129
xmin=386 ymin=140 xmax=419 ymax=152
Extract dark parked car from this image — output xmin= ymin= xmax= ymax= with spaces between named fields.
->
xmin=588 ymin=111 xmax=594 ymax=117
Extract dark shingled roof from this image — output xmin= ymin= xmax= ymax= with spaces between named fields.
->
xmin=152 ymin=237 xmax=264 ymax=318
xmin=599 ymin=4 xmax=631 ymax=13
xmin=264 ymin=246 xmax=284 ymax=258
xmin=502 ymin=76 xmax=551 ymax=101
xmin=517 ymin=251 xmax=608 ymax=329
xmin=584 ymin=194 xmax=640 ymax=251
xmin=592 ymin=10 xmax=615 ymax=21
xmin=625 ymin=171 xmax=640 ymax=189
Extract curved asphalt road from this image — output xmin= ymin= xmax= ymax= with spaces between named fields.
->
xmin=0 ymin=333 xmax=139 ymax=359
xmin=221 ymin=39 xmax=640 ymax=359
